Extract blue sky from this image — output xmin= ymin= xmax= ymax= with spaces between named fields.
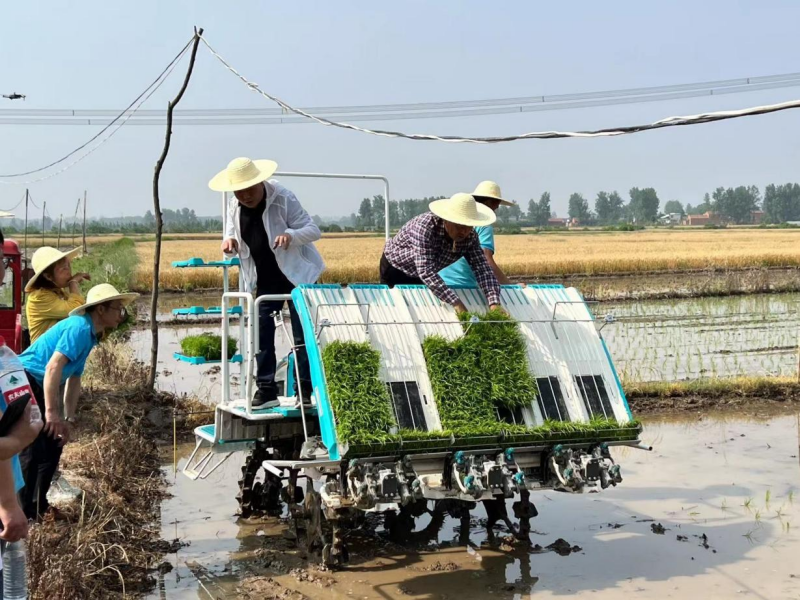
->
xmin=1 ymin=1 xmax=799 ymax=220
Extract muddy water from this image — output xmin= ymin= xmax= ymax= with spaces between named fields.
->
xmin=150 ymin=411 xmax=800 ymax=599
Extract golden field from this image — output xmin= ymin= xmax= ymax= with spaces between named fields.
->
xmin=132 ymin=228 xmax=800 ymax=291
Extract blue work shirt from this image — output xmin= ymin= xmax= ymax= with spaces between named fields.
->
xmin=19 ymin=314 xmax=98 ymax=386
xmin=439 ymin=225 xmax=496 ymax=287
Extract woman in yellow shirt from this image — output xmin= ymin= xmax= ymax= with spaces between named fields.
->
xmin=25 ymin=247 xmax=91 ymax=342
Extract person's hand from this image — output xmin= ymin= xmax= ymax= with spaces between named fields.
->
xmin=221 ymin=238 xmax=239 ymax=254
xmin=69 ymin=272 xmax=91 ymax=284
xmin=489 ymin=304 xmax=508 ymax=316
xmin=60 ymin=421 xmax=75 ymax=446
xmin=0 ymin=501 xmax=28 ymax=542
xmin=7 ymin=402 xmax=43 ymax=452
xmin=44 ymin=412 xmax=70 ymax=445
xmin=454 ymin=301 xmax=468 ymax=314
xmin=273 ymin=233 xmax=292 ymax=250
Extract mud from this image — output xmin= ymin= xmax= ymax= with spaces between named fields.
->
xmin=149 ymin=410 xmax=800 ymax=599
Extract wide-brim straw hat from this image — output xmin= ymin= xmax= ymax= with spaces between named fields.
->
xmin=429 ymin=193 xmax=496 ymax=227
xmin=69 ymin=283 xmax=139 ymax=317
xmin=25 ymin=246 xmax=83 ymax=292
xmin=472 ymin=180 xmax=515 ymax=207
xmin=208 ymin=157 xmax=278 ymax=192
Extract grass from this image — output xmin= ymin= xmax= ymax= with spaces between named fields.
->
xmin=132 ymin=228 xmax=800 ymax=290
xmin=179 ymin=333 xmax=237 ymax=360
xmin=72 ymin=237 xmax=140 ymax=293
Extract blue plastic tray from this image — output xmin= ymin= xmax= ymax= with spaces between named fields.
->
xmin=173 ymin=352 xmax=243 ymax=365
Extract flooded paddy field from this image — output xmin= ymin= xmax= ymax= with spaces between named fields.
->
xmin=149 ymin=410 xmax=800 ymax=599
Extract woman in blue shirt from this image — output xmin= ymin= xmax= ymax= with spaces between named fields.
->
xmin=18 ymin=283 xmax=137 ymax=520
xmin=439 ymin=181 xmax=518 ymax=287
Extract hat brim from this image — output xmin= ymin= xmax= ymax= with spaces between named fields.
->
xmin=24 ymin=247 xmax=83 ymax=293
xmin=208 ymin=159 xmax=278 ymax=192
xmin=69 ymin=292 xmax=139 ymax=317
xmin=429 ymin=199 xmax=497 ymax=227
xmin=474 ymin=194 xmax=515 ymax=207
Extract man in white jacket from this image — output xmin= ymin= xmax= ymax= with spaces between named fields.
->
xmin=210 ymin=157 xmax=325 ymax=407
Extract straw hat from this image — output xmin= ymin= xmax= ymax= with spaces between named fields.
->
xmin=69 ymin=283 xmax=139 ymax=317
xmin=472 ymin=181 xmax=515 ymax=207
xmin=208 ymin=157 xmax=278 ymax=192
xmin=429 ymin=193 xmax=496 ymax=227
xmin=25 ymin=246 xmax=83 ymax=292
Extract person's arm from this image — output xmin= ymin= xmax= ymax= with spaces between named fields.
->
xmin=0 ymin=401 xmax=43 ymax=459
xmin=42 ymin=352 xmax=70 ymax=442
xmin=0 ymin=461 xmax=27 ymax=542
xmin=283 ymin=191 xmax=321 ymax=246
xmin=464 ymin=238 xmax=503 ymax=311
xmin=27 ymin=289 xmax=85 ymax=323
xmin=61 ymin=376 xmax=81 ymax=445
xmin=482 ymin=248 xmax=513 ymax=285
xmin=221 ymin=198 xmax=239 ymax=254
xmin=410 ymin=222 xmax=465 ymax=311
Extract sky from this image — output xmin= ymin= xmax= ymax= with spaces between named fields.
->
xmin=1 ymin=1 xmax=800 ymax=221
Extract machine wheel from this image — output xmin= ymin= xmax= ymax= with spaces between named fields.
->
xmin=385 ymin=499 xmax=473 ymax=545
xmin=237 ymin=447 xmax=283 ymax=518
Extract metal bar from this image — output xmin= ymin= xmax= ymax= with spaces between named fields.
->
xmin=222 ymin=292 xmax=253 ymax=407
xmin=318 ymin=318 xmax=598 ymax=326
xmin=273 ymin=171 xmax=391 ymax=240
xmin=253 ymin=294 xmax=293 ymax=354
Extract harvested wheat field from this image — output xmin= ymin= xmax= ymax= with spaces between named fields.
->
xmin=132 ymin=228 xmax=800 ymax=291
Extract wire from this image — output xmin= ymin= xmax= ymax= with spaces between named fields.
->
xmin=4 ymin=71 xmax=800 ymax=119
xmin=200 ymin=35 xmax=800 ymax=143
xmin=0 ymin=192 xmax=26 ymax=213
xmin=0 ymin=38 xmax=193 ymax=179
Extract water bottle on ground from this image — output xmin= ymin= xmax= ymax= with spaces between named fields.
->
xmin=2 ymin=540 xmax=27 ymax=600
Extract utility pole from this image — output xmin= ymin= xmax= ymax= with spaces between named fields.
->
xmin=71 ymin=198 xmax=80 ymax=247
xmin=23 ymin=189 xmax=29 ymax=271
xmin=57 ymin=214 xmax=63 ymax=249
xmin=41 ymin=201 xmax=46 ymax=246
xmin=82 ymin=190 xmax=87 ymax=253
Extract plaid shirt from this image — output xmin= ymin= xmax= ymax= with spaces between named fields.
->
xmin=383 ymin=212 xmax=501 ymax=306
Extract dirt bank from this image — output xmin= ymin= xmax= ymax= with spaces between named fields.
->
xmin=27 ymin=342 xmax=205 ymax=600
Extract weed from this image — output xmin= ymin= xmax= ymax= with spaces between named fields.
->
xmin=765 ymin=489 xmax=772 ymax=510
xmin=743 ymin=497 xmax=753 ymax=511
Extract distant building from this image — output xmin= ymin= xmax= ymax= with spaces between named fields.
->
xmin=659 ymin=213 xmax=683 ymax=225
xmin=685 ymin=211 xmax=725 ymax=226
xmin=547 ymin=217 xmax=568 ymax=229
xmin=750 ymin=210 xmax=765 ymax=225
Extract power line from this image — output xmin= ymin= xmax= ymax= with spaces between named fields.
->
xmin=199 ymin=35 xmax=800 ymax=143
xmin=0 ymin=38 xmax=193 ymax=179
xmin=3 ymin=71 xmax=800 ymax=120
xmin=0 ymin=191 xmax=26 ymax=213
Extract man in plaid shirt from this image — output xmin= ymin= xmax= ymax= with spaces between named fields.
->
xmin=380 ymin=193 xmax=504 ymax=314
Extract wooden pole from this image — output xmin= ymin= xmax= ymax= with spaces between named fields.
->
xmin=149 ymin=27 xmax=204 ymax=390
xmin=41 ymin=201 xmax=46 ymax=246
xmin=57 ymin=214 xmax=63 ymax=249
xmin=72 ymin=198 xmax=80 ymax=247
xmin=23 ymin=190 xmax=29 ymax=271
xmin=82 ymin=190 xmax=87 ymax=253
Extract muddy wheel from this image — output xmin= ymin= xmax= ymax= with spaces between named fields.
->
xmin=385 ymin=500 xmax=455 ymax=544
xmin=237 ymin=447 xmax=283 ymax=518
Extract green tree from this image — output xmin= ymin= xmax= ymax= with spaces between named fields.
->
xmin=527 ymin=192 xmax=551 ymax=227
xmin=568 ymin=193 xmax=592 ymax=223
xmin=762 ymin=183 xmax=800 ymax=223
xmin=628 ymin=187 xmax=660 ymax=223
xmin=356 ymin=198 xmax=373 ymax=230
xmin=594 ymin=190 xmax=624 ymax=224
xmin=663 ymin=200 xmax=685 ymax=215
xmin=711 ymin=186 xmax=760 ymax=224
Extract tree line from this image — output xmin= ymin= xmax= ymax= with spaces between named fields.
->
xmin=342 ymin=183 xmax=800 ymax=230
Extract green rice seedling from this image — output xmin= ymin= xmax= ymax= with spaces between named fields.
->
xmin=789 ymin=490 xmax=795 ymax=505
xmin=179 ymin=333 xmax=237 ymax=361
xmin=322 ymin=340 xmax=397 ymax=446
xmin=422 ymin=309 xmax=538 ymax=430
xmin=765 ymin=489 xmax=772 ymax=509
xmin=743 ymin=497 xmax=753 ymax=511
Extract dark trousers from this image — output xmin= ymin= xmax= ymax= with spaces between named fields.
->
xmin=18 ymin=373 xmax=63 ymax=520
xmin=256 ymin=298 xmax=311 ymax=396
xmin=379 ymin=253 xmax=423 ymax=286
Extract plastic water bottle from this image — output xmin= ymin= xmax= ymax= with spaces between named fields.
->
xmin=0 ymin=338 xmax=40 ymax=431
xmin=2 ymin=540 xmax=27 ymax=600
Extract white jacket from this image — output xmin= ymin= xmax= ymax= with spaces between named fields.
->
xmin=223 ymin=180 xmax=325 ymax=294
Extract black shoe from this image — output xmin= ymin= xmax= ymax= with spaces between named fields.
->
xmin=253 ymin=388 xmax=278 ymax=408
xmin=298 ymin=382 xmax=313 ymax=402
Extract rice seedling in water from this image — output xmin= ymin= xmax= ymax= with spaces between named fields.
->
xmin=765 ymin=489 xmax=772 ymax=509
xmin=743 ymin=497 xmax=753 ymax=511
xmin=179 ymin=333 xmax=238 ymax=361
